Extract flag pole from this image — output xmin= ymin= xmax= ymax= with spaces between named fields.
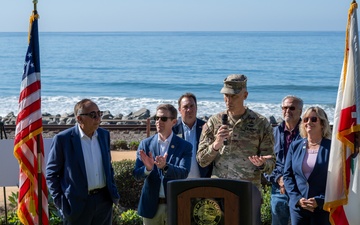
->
xmin=33 ymin=0 xmax=38 ymax=12
xmin=37 ymin=134 xmax=43 ymax=225
xmin=353 ymin=0 xmax=360 ymax=160
xmin=32 ymin=1 xmax=44 ymax=224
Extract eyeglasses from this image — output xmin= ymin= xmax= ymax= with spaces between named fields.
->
xmin=154 ymin=116 xmax=173 ymax=122
xmin=79 ymin=111 xmax=103 ymax=119
xmin=281 ymin=106 xmax=296 ymax=111
xmin=303 ymin=117 xmax=318 ymax=123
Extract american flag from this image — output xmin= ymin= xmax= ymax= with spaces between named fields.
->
xmin=13 ymin=11 xmax=49 ymax=225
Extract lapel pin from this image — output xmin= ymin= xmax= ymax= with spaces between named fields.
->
xmin=171 ymin=145 xmax=175 ymax=149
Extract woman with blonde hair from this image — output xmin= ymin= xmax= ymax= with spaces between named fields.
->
xmin=283 ymin=106 xmax=331 ymax=225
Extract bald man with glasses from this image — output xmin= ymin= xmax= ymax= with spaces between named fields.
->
xmin=133 ymin=104 xmax=192 ymax=225
xmin=46 ymin=98 xmax=120 ymax=225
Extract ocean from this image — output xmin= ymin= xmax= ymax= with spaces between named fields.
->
xmin=0 ymin=31 xmax=344 ymax=122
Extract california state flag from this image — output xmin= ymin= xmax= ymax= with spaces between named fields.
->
xmin=323 ymin=2 xmax=360 ymax=225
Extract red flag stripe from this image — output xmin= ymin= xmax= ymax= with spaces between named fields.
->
xmin=18 ymin=172 xmax=31 ymax=201
xmin=19 ymin=80 xmax=41 ymax=103
xmin=17 ymin=93 xmax=42 ymax=123
xmin=19 ymin=72 xmax=40 ymax=92
xmin=15 ymin=98 xmax=42 ymax=125
xmin=14 ymin=120 xmax=43 ymax=144
xmin=14 ymin=139 xmax=39 ymax=182
xmin=16 ymin=137 xmax=47 ymax=225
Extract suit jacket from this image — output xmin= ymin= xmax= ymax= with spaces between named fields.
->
xmin=283 ymin=138 xmax=331 ymax=211
xmin=264 ymin=120 xmax=301 ymax=186
xmin=46 ymin=125 xmax=120 ymax=221
xmin=172 ymin=118 xmax=213 ymax=177
xmin=133 ymin=133 xmax=192 ymax=218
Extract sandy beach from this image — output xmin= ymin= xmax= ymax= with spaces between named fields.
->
xmin=0 ymin=150 xmax=137 ymax=212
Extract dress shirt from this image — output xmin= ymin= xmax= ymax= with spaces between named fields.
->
xmin=78 ymin=124 xmax=106 ymax=190
xmin=183 ymin=120 xmax=200 ymax=178
xmin=284 ymin=126 xmax=298 ymax=158
xmin=158 ymin=132 xmax=173 ymax=198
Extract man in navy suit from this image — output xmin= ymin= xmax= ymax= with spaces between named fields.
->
xmin=173 ymin=93 xmax=212 ymax=178
xmin=46 ymin=99 xmax=120 ymax=225
xmin=133 ymin=104 xmax=192 ymax=225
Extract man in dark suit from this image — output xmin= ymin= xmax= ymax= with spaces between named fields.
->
xmin=46 ymin=99 xmax=120 ymax=225
xmin=173 ymin=93 xmax=212 ymax=178
xmin=133 ymin=104 xmax=192 ymax=225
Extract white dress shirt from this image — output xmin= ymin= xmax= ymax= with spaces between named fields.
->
xmin=183 ymin=120 xmax=200 ymax=178
xmin=158 ymin=132 xmax=173 ymax=198
xmin=78 ymin=124 xmax=106 ymax=191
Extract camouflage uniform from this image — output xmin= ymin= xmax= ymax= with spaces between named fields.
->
xmin=197 ymin=108 xmax=275 ymax=190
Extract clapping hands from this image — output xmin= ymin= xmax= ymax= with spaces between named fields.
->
xmin=139 ymin=150 xmax=168 ymax=170
xmin=139 ymin=150 xmax=155 ymax=171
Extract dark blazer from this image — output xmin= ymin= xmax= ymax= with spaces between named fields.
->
xmin=283 ymin=138 xmax=331 ymax=211
xmin=264 ymin=120 xmax=301 ymax=186
xmin=133 ymin=133 xmax=192 ymax=219
xmin=172 ymin=118 xmax=213 ymax=177
xmin=46 ymin=125 xmax=120 ymax=221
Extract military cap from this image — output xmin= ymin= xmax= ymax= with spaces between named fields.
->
xmin=220 ymin=74 xmax=247 ymax=94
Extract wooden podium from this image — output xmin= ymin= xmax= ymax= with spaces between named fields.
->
xmin=167 ymin=178 xmax=261 ymax=225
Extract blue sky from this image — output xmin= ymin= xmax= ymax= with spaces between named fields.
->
xmin=2 ymin=1 xmax=353 ymax=32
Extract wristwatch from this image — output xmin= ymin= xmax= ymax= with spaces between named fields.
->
xmin=162 ymin=164 xmax=169 ymax=174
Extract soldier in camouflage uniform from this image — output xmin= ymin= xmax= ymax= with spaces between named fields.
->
xmin=196 ymin=74 xmax=275 ymax=191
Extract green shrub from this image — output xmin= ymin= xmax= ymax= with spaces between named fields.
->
xmin=0 ymin=191 xmax=62 ymax=225
xmin=128 ymin=141 xmax=140 ymax=150
xmin=120 ymin=209 xmax=142 ymax=225
xmin=0 ymin=192 xmax=21 ymax=225
xmin=0 ymin=211 xmax=21 ymax=225
xmin=113 ymin=160 xmax=143 ymax=209
xmin=112 ymin=207 xmax=143 ymax=225
xmin=261 ymin=184 xmax=272 ymax=225
xmin=113 ymin=140 xmax=129 ymax=150
xmin=112 ymin=205 xmax=122 ymax=225
xmin=7 ymin=192 xmax=18 ymax=209
xmin=48 ymin=193 xmax=63 ymax=225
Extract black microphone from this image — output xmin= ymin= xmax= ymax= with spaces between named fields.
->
xmin=221 ymin=114 xmax=228 ymax=145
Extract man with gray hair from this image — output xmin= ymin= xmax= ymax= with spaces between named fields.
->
xmin=46 ymin=98 xmax=120 ymax=225
xmin=197 ymin=74 xmax=275 ymax=191
xmin=264 ymin=95 xmax=303 ymax=225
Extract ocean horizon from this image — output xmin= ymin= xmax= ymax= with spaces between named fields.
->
xmin=0 ymin=31 xmax=344 ymax=123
